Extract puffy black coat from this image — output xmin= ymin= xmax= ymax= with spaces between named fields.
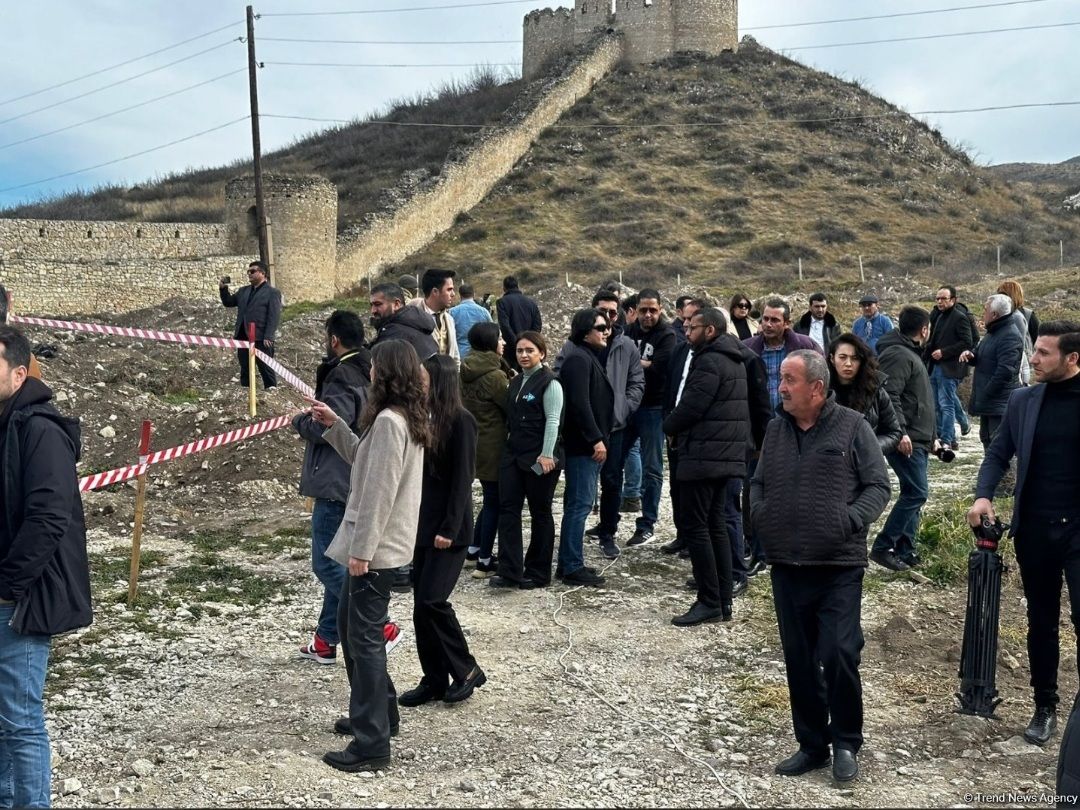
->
xmin=877 ymin=330 xmax=936 ymax=449
xmin=830 ymin=373 xmax=903 ymax=455
xmin=496 ymin=288 xmax=542 ymax=369
xmin=220 ymin=280 xmax=282 ymax=341
xmin=0 ymin=378 xmax=92 ymax=636
xmin=926 ymin=303 xmax=978 ymax=379
xmin=662 ymin=336 xmax=749 ymax=481
xmin=370 ymin=306 xmax=439 ymax=360
xmin=969 ymin=314 xmax=1024 ymax=416
xmin=558 ymin=342 xmax=614 ymax=457
xmin=293 ymin=350 xmax=370 ymax=503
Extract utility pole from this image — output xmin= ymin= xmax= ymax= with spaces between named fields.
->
xmin=246 ymin=5 xmax=271 ymax=284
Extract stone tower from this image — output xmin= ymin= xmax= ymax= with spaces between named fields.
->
xmin=522 ymin=0 xmax=738 ymax=80
xmin=224 ymin=174 xmax=338 ymax=304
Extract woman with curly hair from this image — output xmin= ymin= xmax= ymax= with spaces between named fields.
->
xmin=827 ymin=333 xmax=902 ymax=455
xmin=727 ymin=293 xmax=759 ymax=340
xmin=308 ymin=339 xmax=431 ymax=773
xmin=399 ymin=354 xmax=486 ymax=707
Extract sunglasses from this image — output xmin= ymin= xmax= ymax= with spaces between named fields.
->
xmin=735 ymin=302 xmax=750 ymax=309
xmin=598 ymin=309 xmax=619 ymax=319
xmin=592 ymin=323 xmax=611 ymax=333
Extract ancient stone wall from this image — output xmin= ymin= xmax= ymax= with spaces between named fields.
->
xmin=523 ymin=8 xmax=576 ymax=81
xmin=335 ymin=35 xmax=625 ymax=292
xmin=0 ymin=219 xmax=228 ymax=262
xmin=0 ymin=254 xmax=251 ymax=317
xmin=675 ymin=0 xmax=739 ymax=54
xmin=225 ymin=174 xmax=338 ymax=304
xmin=573 ymin=0 xmax=613 ymax=45
xmin=616 ymin=0 xmax=676 ymax=64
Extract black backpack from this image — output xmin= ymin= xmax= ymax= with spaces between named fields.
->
xmin=1060 ymin=691 xmax=1080 ymax=799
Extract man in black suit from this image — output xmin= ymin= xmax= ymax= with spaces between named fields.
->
xmin=220 ymin=260 xmax=282 ymax=389
xmin=969 ymin=320 xmax=1080 ymax=747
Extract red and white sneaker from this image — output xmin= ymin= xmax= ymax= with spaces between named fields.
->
xmin=384 ymin=622 xmax=404 ymax=655
xmin=298 ymin=633 xmax=337 ymax=665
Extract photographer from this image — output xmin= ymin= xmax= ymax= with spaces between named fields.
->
xmin=969 ymin=321 xmax=1080 ymax=747
xmin=220 ymin=261 xmax=282 ymax=389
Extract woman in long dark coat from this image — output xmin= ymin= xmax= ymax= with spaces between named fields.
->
xmin=400 ymin=354 xmax=486 ymax=707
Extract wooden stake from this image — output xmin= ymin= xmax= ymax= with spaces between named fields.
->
xmin=997 ymin=245 xmax=1001 ymax=273
xmin=128 ymin=420 xmax=153 ymax=606
xmin=1062 ymin=240 xmax=1065 ymax=267
xmin=248 ymin=322 xmax=257 ymax=418
xmin=859 ymin=255 xmax=865 ymax=283
xmin=798 ymin=257 xmax=803 ymax=281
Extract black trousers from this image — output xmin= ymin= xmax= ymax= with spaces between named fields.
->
xmin=1014 ymin=514 xmax=1080 ymax=710
xmin=667 ymin=446 xmax=682 ymax=542
xmin=337 ymin=570 xmax=398 ymax=758
xmin=978 ymin=414 xmax=1003 ymax=449
xmin=595 ymin=428 xmax=628 ymax=540
xmin=236 ymin=339 xmax=277 ymax=388
xmin=413 ymin=544 xmax=477 ymax=688
xmin=676 ymin=476 xmax=732 ymax=608
xmin=496 ymin=460 xmax=559 ymax=584
xmin=771 ymin=564 xmax=865 ymax=755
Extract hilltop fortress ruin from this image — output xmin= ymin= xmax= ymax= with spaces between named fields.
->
xmin=524 ymin=0 xmax=738 ymax=80
xmin=0 ymin=1 xmax=738 ymax=316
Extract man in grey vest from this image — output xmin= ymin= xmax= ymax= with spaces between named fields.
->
xmin=751 ymin=350 xmax=890 ymax=784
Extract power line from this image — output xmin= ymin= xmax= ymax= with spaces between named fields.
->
xmin=259 ymin=0 xmax=537 ymax=16
xmin=261 ymin=99 xmax=1080 ymax=130
xmin=0 ymin=70 xmax=247 ymax=153
xmin=783 ymin=19 xmax=1080 ymax=49
xmin=264 ymin=61 xmax=522 ymax=68
xmin=0 ymin=39 xmax=243 ymax=128
xmin=0 ymin=20 xmax=244 ymax=109
xmin=260 ymin=37 xmax=521 ymax=44
xmin=744 ymin=0 xmax=1053 ymax=30
xmin=0 ymin=116 xmax=250 ymax=195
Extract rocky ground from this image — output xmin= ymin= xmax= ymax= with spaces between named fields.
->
xmin=15 ymin=293 xmax=1074 ymax=808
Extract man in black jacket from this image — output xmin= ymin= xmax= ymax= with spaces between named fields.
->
xmin=961 ymin=294 xmax=1024 ymax=448
xmin=368 ymin=282 xmax=438 ymax=360
xmin=663 ymin=308 xmax=749 ymax=626
xmin=220 ymin=260 xmax=283 ymax=389
xmin=293 ymin=311 xmax=371 ymax=664
xmin=751 ymin=350 xmax=890 ymax=784
xmin=969 ymin=321 xmax=1080 ymax=747
xmin=873 ymin=306 xmax=938 ymax=572
xmin=0 ymin=325 xmax=91 ymax=807
xmin=926 ymin=286 xmax=977 ymax=449
xmin=557 ymin=309 xmax=615 ymax=587
xmin=794 ymin=293 xmax=841 ymax=352
xmin=496 ymin=276 xmax=542 ymax=372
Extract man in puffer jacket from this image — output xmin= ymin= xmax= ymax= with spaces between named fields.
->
xmin=961 ymin=294 xmax=1023 ymax=448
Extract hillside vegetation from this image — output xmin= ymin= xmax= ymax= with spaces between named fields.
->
xmin=393 ymin=40 xmax=1079 ymax=296
xmin=1 ymin=69 xmax=520 ymax=229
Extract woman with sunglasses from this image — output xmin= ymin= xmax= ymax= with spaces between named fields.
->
xmin=556 ymin=308 xmax=616 ymax=587
xmin=727 ymin=293 xmax=759 ymax=341
xmin=490 ymin=331 xmax=564 ymax=589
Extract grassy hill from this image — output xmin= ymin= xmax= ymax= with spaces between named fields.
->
xmin=391 ymin=40 xmax=1079 ymax=297
xmin=0 ymin=68 xmax=520 ymax=229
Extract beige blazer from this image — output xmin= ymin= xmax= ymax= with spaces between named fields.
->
xmin=324 ymin=408 xmax=424 ymax=570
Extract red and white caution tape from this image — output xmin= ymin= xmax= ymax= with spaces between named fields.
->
xmin=255 ymin=349 xmax=315 ymax=398
xmin=79 ymin=413 xmax=293 ymax=492
xmin=10 ymin=314 xmax=249 ymax=349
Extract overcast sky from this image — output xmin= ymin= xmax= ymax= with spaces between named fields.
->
xmin=1 ymin=0 xmax=1077 ymax=210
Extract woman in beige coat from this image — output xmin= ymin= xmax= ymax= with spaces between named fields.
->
xmin=307 ymin=339 xmax=430 ymax=774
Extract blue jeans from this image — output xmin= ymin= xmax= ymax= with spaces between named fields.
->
xmin=952 ymin=387 xmax=970 ymax=433
xmin=621 ymin=439 xmax=642 ymax=499
xmin=0 ymin=604 xmax=52 ymax=809
xmin=312 ymin=499 xmax=348 ymax=646
xmin=872 ymin=448 xmax=929 ymax=561
xmin=472 ymin=480 xmax=500 ymax=560
xmin=558 ymin=455 xmax=602 ymax=576
xmin=620 ymin=407 xmax=665 ymax=532
xmin=931 ymin=367 xmax=959 ymax=445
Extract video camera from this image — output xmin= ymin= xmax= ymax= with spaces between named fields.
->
xmin=933 ymin=445 xmax=956 ymax=463
xmin=972 ymin=515 xmax=1009 ymax=552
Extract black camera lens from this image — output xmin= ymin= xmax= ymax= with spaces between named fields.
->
xmin=934 ymin=446 xmax=955 ymax=463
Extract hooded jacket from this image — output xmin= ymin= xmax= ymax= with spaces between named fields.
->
xmin=0 ymin=377 xmax=92 ymax=635
xmin=370 ymin=305 xmax=439 ymax=360
xmin=662 ymin=335 xmax=750 ymax=481
xmin=460 ymin=350 xmax=511 ymax=481
xmin=293 ymin=350 xmax=370 ymax=504
xmin=877 ymin=330 xmax=936 ymax=448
